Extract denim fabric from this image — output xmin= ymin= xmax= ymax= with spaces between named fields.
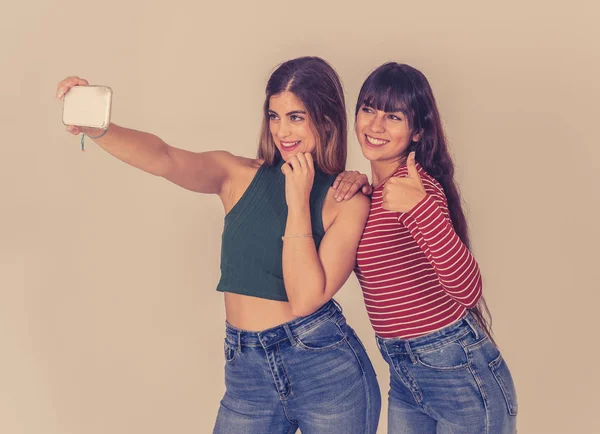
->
xmin=213 ymin=300 xmax=381 ymax=433
xmin=376 ymin=314 xmax=518 ymax=434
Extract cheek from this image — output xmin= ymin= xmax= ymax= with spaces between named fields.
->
xmin=298 ymin=123 xmax=312 ymax=139
xmin=355 ymin=117 xmax=371 ymax=138
xmin=389 ymin=126 xmax=412 ymax=146
xmin=296 ymin=123 xmax=316 ymax=145
xmin=269 ymin=121 xmax=278 ymax=137
xmin=305 ymin=133 xmax=317 ymax=152
xmin=355 ymin=121 xmax=364 ymax=137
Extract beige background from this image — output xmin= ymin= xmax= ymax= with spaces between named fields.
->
xmin=1 ymin=1 xmax=599 ymax=433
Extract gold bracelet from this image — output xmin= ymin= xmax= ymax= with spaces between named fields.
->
xmin=281 ymin=234 xmax=314 ymax=240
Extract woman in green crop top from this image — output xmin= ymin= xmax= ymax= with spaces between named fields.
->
xmin=56 ymin=57 xmax=381 ymax=433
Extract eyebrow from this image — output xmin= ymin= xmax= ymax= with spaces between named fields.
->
xmin=268 ymin=109 xmax=307 ymax=116
xmin=362 ymin=103 xmax=406 ymax=115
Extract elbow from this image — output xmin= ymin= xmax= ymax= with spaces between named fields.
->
xmin=157 ymin=148 xmax=173 ymax=178
xmin=289 ymin=290 xmax=326 ymax=318
xmin=290 ymin=300 xmax=320 ymax=318
xmin=465 ymin=277 xmax=483 ymax=309
xmin=465 ymin=297 xmax=480 ymax=310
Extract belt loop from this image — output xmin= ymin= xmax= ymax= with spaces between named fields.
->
xmin=236 ymin=330 xmax=242 ymax=353
xmin=331 ymin=298 xmax=343 ymax=313
xmin=283 ymin=324 xmax=296 ymax=346
xmin=464 ymin=313 xmax=480 ymax=340
xmin=404 ymin=341 xmax=417 ymax=364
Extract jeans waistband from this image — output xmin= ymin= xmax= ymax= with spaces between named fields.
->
xmin=376 ymin=312 xmax=483 ymax=355
xmin=225 ymin=299 xmax=345 ymax=350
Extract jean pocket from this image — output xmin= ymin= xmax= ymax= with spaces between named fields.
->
xmin=224 ymin=339 xmax=238 ymax=364
xmin=295 ymin=319 xmax=346 ymax=351
xmin=415 ymin=342 xmax=469 ymax=371
xmin=489 ymin=354 xmax=518 ymax=416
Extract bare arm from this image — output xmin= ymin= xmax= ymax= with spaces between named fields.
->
xmin=57 ymin=76 xmax=239 ymax=195
xmin=283 ymin=190 xmax=370 ymax=317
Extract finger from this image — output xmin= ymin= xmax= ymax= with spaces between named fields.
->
xmin=335 ymin=180 xmax=353 ymax=201
xmin=340 ymin=173 xmax=363 ymax=198
xmin=362 ymin=185 xmax=374 ymax=195
xmin=287 ymin=156 xmax=301 ymax=172
xmin=382 ymin=182 xmax=396 ymax=198
xmin=355 ymin=173 xmax=370 ymax=192
xmin=332 ymin=173 xmax=346 ymax=189
xmin=57 ymin=77 xmax=89 ymax=99
xmin=57 ymin=77 xmax=81 ymax=98
xmin=304 ymin=152 xmax=315 ymax=173
xmin=406 ymin=151 xmax=419 ymax=179
xmin=57 ymin=76 xmax=78 ymax=92
xmin=386 ymin=177 xmax=403 ymax=186
xmin=295 ymin=153 xmax=308 ymax=172
xmin=281 ymin=163 xmax=292 ymax=176
xmin=66 ymin=125 xmax=80 ymax=135
xmin=333 ymin=178 xmax=352 ymax=200
xmin=342 ymin=180 xmax=366 ymax=200
xmin=59 ymin=78 xmax=88 ymax=99
xmin=333 ymin=171 xmax=352 ymax=194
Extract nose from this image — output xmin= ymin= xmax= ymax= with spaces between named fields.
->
xmin=369 ymin=115 xmax=385 ymax=134
xmin=277 ymin=119 xmax=291 ymax=139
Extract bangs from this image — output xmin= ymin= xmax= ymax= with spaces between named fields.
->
xmin=357 ymin=65 xmax=415 ymax=122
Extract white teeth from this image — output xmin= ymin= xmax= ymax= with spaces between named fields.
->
xmin=366 ymin=135 xmax=388 ymax=146
xmin=281 ymin=141 xmax=300 ymax=148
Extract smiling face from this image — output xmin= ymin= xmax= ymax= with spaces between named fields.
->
xmin=268 ymin=91 xmax=317 ymax=161
xmin=355 ymin=104 xmax=420 ymax=163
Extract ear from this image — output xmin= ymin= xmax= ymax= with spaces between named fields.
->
xmin=412 ymin=129 xmax=423 ymax=142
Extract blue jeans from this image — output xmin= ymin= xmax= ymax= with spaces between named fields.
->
xmin=213 ymin=300 xmax=381 ymax=433
xmin=376 ymin=314 xmax=518 ymax=434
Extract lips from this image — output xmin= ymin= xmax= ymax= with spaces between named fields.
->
xmin=364 ymin=134 xmax=389 ymax=148
xmin=280 ymin=140 xmax=301 ymax=151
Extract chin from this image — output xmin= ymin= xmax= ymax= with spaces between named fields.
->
xmin=280 ymin=147 xmax=312 ymax=160
xmin=360 ymin=146 xmax=381 ymax=162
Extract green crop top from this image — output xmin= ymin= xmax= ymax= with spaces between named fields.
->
xmin=215 ymin=159 xmax=337 ymax=302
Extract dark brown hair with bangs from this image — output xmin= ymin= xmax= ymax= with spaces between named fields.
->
xmin=356 ymin=62 xmax=496 ymax=343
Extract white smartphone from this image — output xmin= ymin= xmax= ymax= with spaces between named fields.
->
xmin=62 ymin=85 xmax=112 ymax=129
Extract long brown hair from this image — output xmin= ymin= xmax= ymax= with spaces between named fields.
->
xmin=258 ymin=57 xmax=347 ymax=174
xmin=356 ymin=62 xmax=495 ymax=342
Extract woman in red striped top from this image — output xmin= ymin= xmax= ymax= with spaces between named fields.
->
xmin=333 ymin=63 xmax=518 ymax=433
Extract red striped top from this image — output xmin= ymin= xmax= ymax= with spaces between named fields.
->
xmin=355 ymin=162 xmax=482 ymax=339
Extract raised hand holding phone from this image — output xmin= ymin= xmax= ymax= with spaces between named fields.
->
xmin=57 ymin=76 xmax=112 ymax=150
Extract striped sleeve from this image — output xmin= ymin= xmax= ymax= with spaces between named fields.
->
xmin=397 ymin=177 xmax=482 ymax=308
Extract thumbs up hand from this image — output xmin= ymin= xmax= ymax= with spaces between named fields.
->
xmin=381 ymin=152 xmax=427 ymax=213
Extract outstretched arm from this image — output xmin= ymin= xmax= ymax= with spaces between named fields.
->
xmin=57 ymin=76 xmax=240 ymax=195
